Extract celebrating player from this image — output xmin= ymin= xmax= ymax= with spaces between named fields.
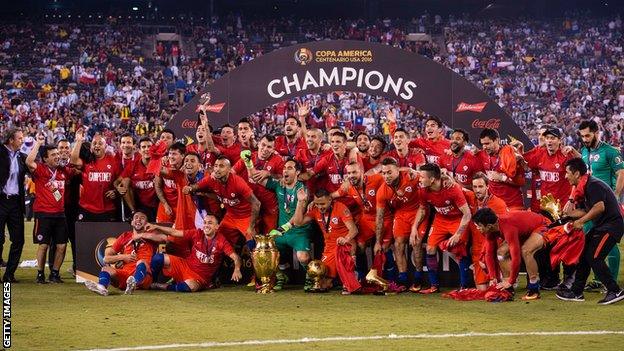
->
xmin=411 ymin=163 xmax=472 ymax=293
xmin=439 ymin=129 xmax=484 ymax=189
xmin=292 ymin=188 xmax=358 ymax=290
xmin=376 ymin=157 xmax=422 ymax=289
xmin=476 ymin=128 xmax=525 ymax=210
xmin=186 ymin=156 xmax=261 ymax=248
xmin=26 ymin=135 xmax=73 ymax=283
xmin=84 ymin=211 xmax=157 ymax=296
xmin=146 ymin=214 xmax=242 ymax=292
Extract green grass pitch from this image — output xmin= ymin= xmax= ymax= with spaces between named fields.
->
xmin=9 ymin=221 xmax=624 ymax=350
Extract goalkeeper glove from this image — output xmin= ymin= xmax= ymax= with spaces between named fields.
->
xmin=240 ymin=150 xmax=253 ymax=169
xmin=269 ymin=222 xmax=293 ymax=237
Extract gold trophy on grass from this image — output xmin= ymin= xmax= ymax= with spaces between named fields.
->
xmin=251 ymin=235 xmax=280 ymax=294
xmin=306 ymin=260 xmax=328 ymax=292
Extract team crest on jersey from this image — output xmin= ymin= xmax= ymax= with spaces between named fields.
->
xmin=107 ymin=164 xmax=111 ymax=169
xmin=555 ymin=163 xmax=560 ymax=169
xmin=463 ymin=165 xmax=468 ymax=171
xmin=405 ymin=186 xmax=413 ymax=193
xmin=332 ymin=217 xmax=338 ymax=224
xmin=368 ymin=190 xmax=376 ymax=196
xmin=445 ymin=200 xmax=450 ymax=204
xmin=231 ymin=193 xmax=236 ymax=197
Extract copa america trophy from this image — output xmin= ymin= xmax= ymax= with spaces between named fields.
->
xmin=540 ymin=193 xmax=570 ymax=227
xmin=306 ymin=260 xmax=328 ymax=292
xmin=251 ymin=235 xmax=280 ymax=294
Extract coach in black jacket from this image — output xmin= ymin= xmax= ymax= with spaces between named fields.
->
xmin=0 ymin=128 xmax=27 ymax=282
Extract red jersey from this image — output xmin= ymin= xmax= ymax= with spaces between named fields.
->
xmin=523 ymin=147 xmax=572 ymax=212
xmin=295 ymin=148 xmax=331 ymax=197
xmin=112 ymin=231 xmax=158 ymax=266
xmin=233 ymin=153 xmax=284 ymax=215
xmin=79 ymin=154 xmax=122 ymax=213
xmin=439 ymin=151 xmax=484 ymax=188
xmin=116 ymin=152 xmax=139 ymax=174
xmin=275 ymin=135 xmax=307 ymax=159
xmin=216 ymin=142 xmax=242 ymax=165
xmin=383 ymin=149 xmax=425 ymax=170
xmin=313 ymin=153 xmax=349 ymax=192
xmin=476 ymin=145 xmax=525 ymax=209
xmin=295 ymin=148 xmax=329 ymax=171
xmin=336 ymin=174 xmax=389 ymax=220
xmin=32 ymin=163 xmax=73 ymax=214
xmin=419 ymin=183 xmax=467 ymax=219
xmin=376 ymin=171 xmax=421 ymax=215
xmin=159 ymin=166 xmax=179 ymax=208
xmin=182 ymin=230 xmax=234 ymax=283
xmin=484 ymin=211 xmax=549 ymax=284
xmin=306 ymin=201 xmax=353 ymax=251
xmin=187 ymin=143 xmax=218 ymax=170
xmin=358 ymin=154 xmax=383 ymax=172
xmin=197 ymin=173 xmax=253 ymax=218
xmin=125 ymin=158 xmax=157 ymax=209
xmin=409 ymin=137 xmax=451 ymax=165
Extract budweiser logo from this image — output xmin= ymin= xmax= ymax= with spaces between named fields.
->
xmin=181 ymin=119 xmax=198 ymax=128
xmin=456 ymin=102 xmax=487 ymax=113
xmin=471 ymin=118 xmax=501 ymax=129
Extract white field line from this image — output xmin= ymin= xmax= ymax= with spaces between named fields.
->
xmin=79 ymin=330 xmax=624 ymax=351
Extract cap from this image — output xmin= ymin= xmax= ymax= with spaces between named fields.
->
xmin=542 ymin=127 xmax=562 ymax=138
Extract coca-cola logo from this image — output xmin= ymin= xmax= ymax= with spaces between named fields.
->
xmin=471 ymin=118 xmax=501 ymax=129
xmin=456 ymin=102 xmax=487 ymax=113
xmin=181 ymin=119 xmax=198 ymax=129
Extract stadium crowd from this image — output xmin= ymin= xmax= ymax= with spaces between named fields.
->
xmin=0 ymin=13 xmax=622 ymax=304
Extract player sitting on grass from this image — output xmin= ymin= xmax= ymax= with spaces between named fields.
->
xmin=84 ymin=210 xmax=157 ymax=296
xmin=144 ymin=214 xmax=242 ymax=292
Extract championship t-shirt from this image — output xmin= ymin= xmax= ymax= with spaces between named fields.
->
xmin=32 ymin=163 xmax=73 ymax=214
xmin=80 ymin=154 xmax=122 ymax=213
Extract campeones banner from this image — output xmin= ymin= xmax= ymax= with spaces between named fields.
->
xmin=166 ymin=40 xmax=532 ymax=147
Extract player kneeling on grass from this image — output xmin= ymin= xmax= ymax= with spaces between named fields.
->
xmin=85 ymin=210 xmax=157 ymax=296
xmin=472 ymin=208 xmax=549 ymax=300
xmin=291 ymin=188 xmax=358 ymax=292
xmin=144 ymin=214 xmax=242 ymax=292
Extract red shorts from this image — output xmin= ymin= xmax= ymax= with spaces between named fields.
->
xmin=112 ymin=264 xmax=152 ymax=290
xmin=321 ymin=245 xmax=337 ymax=278
xmin=216 ymin=213 xmax=253 ymax=245
xmin=164 ymin=255 xmax=207 ymax=288
xmin=392 ymin=211 xmax=416 ymax=238
xmin=357 ymin=214 xmax=392 ymax=245
xmin=156 ymin=203 xmax=176 ymax=224
xmin=428 ymin=216 xmax=468 ymax=257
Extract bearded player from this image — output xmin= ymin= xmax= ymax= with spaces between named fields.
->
xmin=376 ymin=157 xmax=423 ymax=289
xmin=258 ymin=159 xmax=312 ymax=290
xmin=439 ymin=129 xmax=484 ymax=189
xmin=84 ymin=210 xmax=157 ymax=296
xmin=186 ymin=156 xmax=261 ymax=250
xmin=411 ymin=163 xmax=472 ymax=293
xmin=331 ymin=161 xmax=391 ymax=279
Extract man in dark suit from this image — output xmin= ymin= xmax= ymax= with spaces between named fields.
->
xmin=0 ymin=128 xmax=26 ymax=282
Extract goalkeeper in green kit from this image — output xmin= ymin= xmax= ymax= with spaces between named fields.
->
xmin=245 ymin=152 xmax=312 ymax=291
xmin=574 ymin=120 xmax=624 ymax=291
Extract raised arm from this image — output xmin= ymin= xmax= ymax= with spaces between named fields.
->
xmin=26 ymin=134 xmax=46 ymax=172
